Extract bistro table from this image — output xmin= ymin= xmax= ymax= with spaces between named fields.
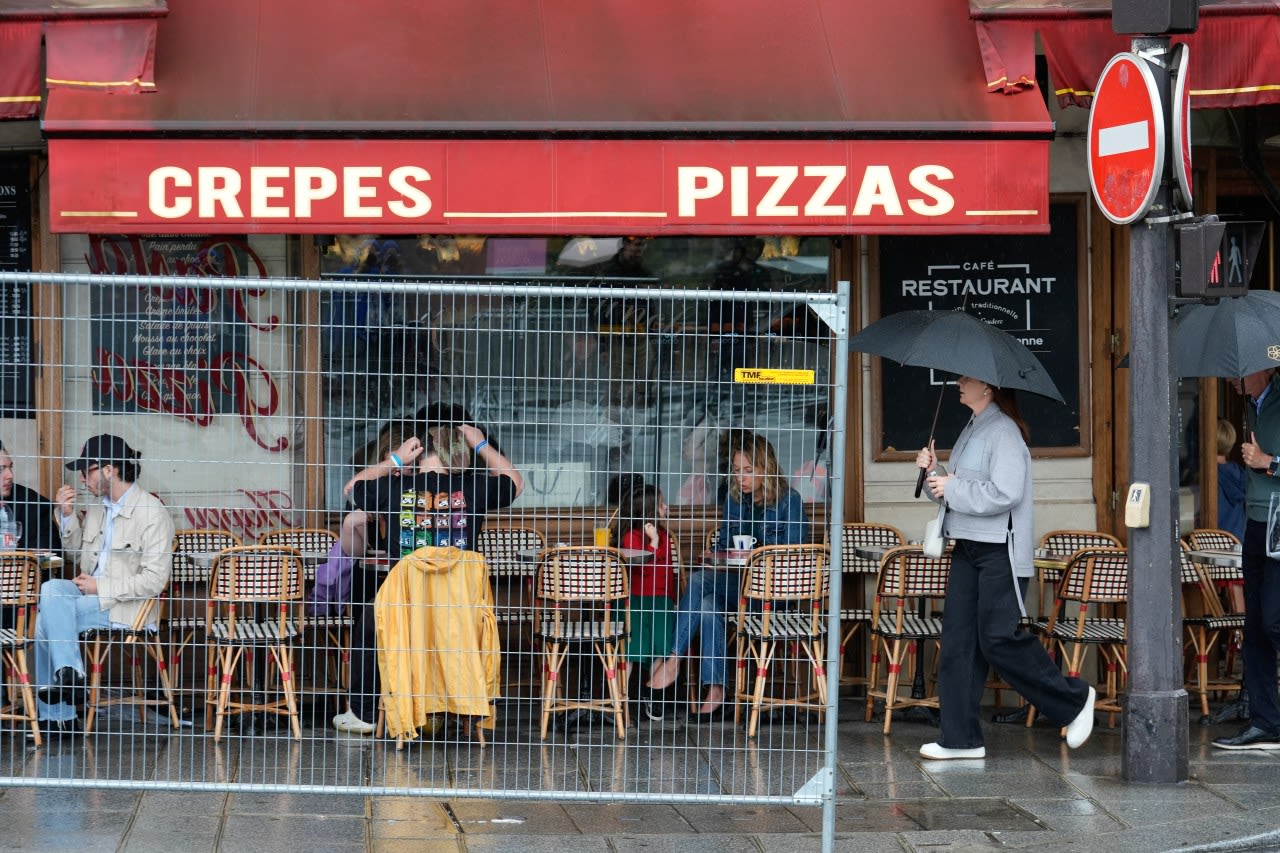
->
xmin=516 ymin=546 xmax=655 ymax=566
xmin=1188 ymin=548 xmax=1242 ymax=581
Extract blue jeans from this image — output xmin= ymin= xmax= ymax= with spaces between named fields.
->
xmin=34 ymin=579 xmax=110 ymax=722
xmin=669 ymin=568 xmax=739 ymax=688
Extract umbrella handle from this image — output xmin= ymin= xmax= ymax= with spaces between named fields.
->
xmin=914 ymin=466 xmax=928 ymax=499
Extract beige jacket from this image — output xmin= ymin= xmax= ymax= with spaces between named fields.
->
xmin=62 ymin=485 xmax=174 ymax=627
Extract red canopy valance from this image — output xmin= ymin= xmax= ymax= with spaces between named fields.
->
xmin=0 ymin=1 xmax=163 ymax=119
xmin=972 ymin=0 xmax=1280 ymax=109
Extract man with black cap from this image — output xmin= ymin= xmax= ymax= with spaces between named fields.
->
xmin=33 ymin=434 xmax=174 ymax=736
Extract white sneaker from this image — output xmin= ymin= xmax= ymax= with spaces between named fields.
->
xmin=1065 ymin=686 xmax=1096 ymax=748
xmin=919 ymin=742 xmax=985 ymax=760
xmin=332 ymin=710 xmax=374 ymax=735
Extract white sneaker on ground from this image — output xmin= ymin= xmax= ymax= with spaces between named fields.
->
xmin=332 ymin=710 xmax=374 ymax=735
xmin=1065 ymin=686 xmax=1096 ymax=749
xmin=919 ymin=742 xmax=985 ymax=760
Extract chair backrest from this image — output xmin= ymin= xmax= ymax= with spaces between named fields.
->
xmin=1178 ymin=542 xmax=1227 ymax=619
xmin=209 ymin=545 xmax=305 ymax=602
xmin=1057 ymin=547 xmax=1129 ymax=605
xmin=257 ymin=526 xmax=338 ymax=553
xmin=535 ymin=546 xmax=628 ymax=604
xmin=172 ymin=528 xmax=243 ymax=583
xmin=1039 ymin=529 xmax=1122 ymax=558
xmin=0 ymin=551 xmax=41 ymax=636
xmin=703 ymin=527 xmax=721 ymax=554
xmin=741 ymin=544 xmax=829 ymax=603
xmin=1182 ymin=528 xmax=1240 ymax=552
xmin=872 ymin=545 xmax=950 ymax=632
xmin=476 ymin=525 xmax=546 ymax=578
xmin=840 ymin=522 xmax=904 ymax=575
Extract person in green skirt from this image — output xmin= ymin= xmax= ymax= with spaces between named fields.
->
xmin=614 ymin=482 xmax=678 ymax=722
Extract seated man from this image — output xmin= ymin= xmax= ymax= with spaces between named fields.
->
xmin=0 ymin=439 xmax=62 ymax=554
xmin=34 ymin=434 xmax=174 ymax=737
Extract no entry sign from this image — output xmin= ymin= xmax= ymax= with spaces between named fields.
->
xmin=1088 ymin=53 xmax=1165 ymax=225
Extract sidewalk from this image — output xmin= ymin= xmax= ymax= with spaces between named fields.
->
xmin=2 ymin=701 xmax=1280 ymax=853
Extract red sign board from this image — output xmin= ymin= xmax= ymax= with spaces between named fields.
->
xmin=1171 ymin=43 xmax=1193 ymax=211
xmin=47 ymin=138 xmax=1049 ymax=235
xmin=1087 ymin=53 xmax=1165 ymax=225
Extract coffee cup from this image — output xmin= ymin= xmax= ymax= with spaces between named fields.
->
xmin=593 ymin=527 xmax=612 ymax=547
xmin=731 ymin=534 xmax=757 ymax=552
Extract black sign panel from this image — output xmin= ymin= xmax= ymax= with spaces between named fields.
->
xmin=876 ymin=200 xmax=1081 ymax=453
xmin=0 ymin=160 xmax=32 ymax=417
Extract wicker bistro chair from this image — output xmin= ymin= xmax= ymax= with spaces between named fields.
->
xmin=0 ymin=552 xmax=43 ymax=745
xmin=732 ymin=544 xmax=830 ymax=737
xmin=1180 ymin=545 xmax=1245 ymax=720
xmin=1027 ymin=547 xmax=1129 ymax=728
xmin=81 ymin=595 xmax=181 ymax=734
xmin=865 ymin=545 xmax=950 ymax=734
xmin=1035 ymin=530 xmax=1123 ymax=620
xmin=257 ymin=527 xmax=346 ymax=703
xmin=836 ymin=522 xmax=904 ymax=688
xmin=205 ymin=545 xmax=306 ymax=741
xmin=534 ymin=546 xmax=630 ymax=740
xmin=168 ymin=528 xmax=242 ymax=710
xmin=1182 ymin=528 xmax=1244 ymax=679
xmin=476 ymin=525 xmax=546 ymax=632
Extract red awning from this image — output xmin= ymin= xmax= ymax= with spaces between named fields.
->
xmin=0 ymin=21 xmax=40 ymax=119
xmin=972 ymin=0 xmax=1280 ymax=109
xmin=45 ymin=0 xmax=1050 ymax=136
xmin=44 ymin=0 xmax=1054 ymax=235
xmin=0 ymin=1 xmax=164 ymax=117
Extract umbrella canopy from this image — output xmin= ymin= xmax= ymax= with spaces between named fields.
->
xmin=850 ymin=309 xmax=1065 ymax=402
xmin=1174 ymin=290 xmax=1280 ymax=378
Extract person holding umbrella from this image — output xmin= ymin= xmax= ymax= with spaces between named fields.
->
xmin=1213 ymin=368 xmax=1280 ymax=750
xmin=915 ymin=376 xmax=1095 ymax=759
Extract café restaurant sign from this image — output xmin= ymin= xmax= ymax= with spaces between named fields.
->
xmin=48 ymin=138 xmax=1047 ymax=235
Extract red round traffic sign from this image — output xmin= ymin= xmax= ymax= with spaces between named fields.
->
xmin=1087 ymin=52 xmax=1165 ymax=225
xmin=1171 ymin=43 xmax=1193 ymax=211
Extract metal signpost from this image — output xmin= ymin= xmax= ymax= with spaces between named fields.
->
xmin=1093 ymin=1 xmax=1197 ymax=784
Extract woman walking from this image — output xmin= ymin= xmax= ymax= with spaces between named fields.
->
xmin=915 ymin=376 xmax=1095 ymax=759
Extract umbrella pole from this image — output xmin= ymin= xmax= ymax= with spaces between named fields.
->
xmin=914 ymin=382 xmax=947 ymax=498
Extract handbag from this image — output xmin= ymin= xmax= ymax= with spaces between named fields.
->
xmin=1268 ymin=492 xmax=1280 ymax=559
xmin=922 ymin=511 xmax=946 ymax=558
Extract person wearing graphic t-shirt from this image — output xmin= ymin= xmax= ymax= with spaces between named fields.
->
xmin=333 ymin=423 xmax=523 ymax=735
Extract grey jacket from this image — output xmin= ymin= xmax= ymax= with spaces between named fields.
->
xmin=927 ymin=404 xmax=1034 ymax=579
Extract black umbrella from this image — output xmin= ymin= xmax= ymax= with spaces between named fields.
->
xmin=850 ymin=309 xmax=1064 ymax=495
xmin=849 ymin=309 xmax=1065 ymax=401
xmin=1174 ymin=290 xmax=1280 ymax=378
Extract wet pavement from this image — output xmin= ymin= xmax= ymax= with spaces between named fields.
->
xmin=1 ymin=696 xmax=1279 ymax=852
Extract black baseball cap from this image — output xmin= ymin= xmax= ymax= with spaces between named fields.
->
xmin=66 ymin=434 xmax=139 ymax=472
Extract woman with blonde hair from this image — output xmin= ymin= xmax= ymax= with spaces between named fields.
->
xmin=648 ymin=430 xmax=807 ymax=719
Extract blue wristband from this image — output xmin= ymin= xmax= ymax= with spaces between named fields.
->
xmin=474 ymin=440 xmax=488 ymax=452
xmin=389 ymin=452 xmax=403 ymax=468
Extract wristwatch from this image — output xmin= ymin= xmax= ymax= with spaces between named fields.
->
xmin=1269 ymin=456 xmax=1280 ymax=477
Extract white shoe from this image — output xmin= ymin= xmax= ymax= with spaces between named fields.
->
xmin=332 ymin=710 xmax=374 ymax=735
xmin=1065 ymin=686 xmax=1096 ymax=749
xmin=919 ymin=742 xmax=985 ymax=760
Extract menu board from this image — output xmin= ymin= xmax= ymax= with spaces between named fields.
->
xmin=875 ymin=200 xmax=1083 ymax=453
xmin=0 ymin=160 xmax=33 ymax=416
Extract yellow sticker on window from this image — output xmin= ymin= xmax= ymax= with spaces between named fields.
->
xmin=733 ymin=368 xmax=815 ymax=385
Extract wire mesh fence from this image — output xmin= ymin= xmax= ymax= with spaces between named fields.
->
xmin=0 ymin=266 xmax=848 ymax=813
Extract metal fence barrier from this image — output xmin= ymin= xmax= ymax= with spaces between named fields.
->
xmin=0 ymin=270 xmax=848 ymax=845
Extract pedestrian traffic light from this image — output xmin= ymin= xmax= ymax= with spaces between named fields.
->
xmin=1176 ymin=218 xmax=1265 ymax=299
xmin=1113 ymin=0 xmax=1198 ymax=35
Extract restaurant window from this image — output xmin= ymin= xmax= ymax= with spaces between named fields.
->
xmin=318 ymin=235 xmax=833 ymax=510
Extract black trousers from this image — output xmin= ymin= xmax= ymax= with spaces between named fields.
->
xmin=938 ymin=539 xmax=1089 ymax=749
xmin=346 ymin=565 xmax=383 ymax=722
xmin=1242 ymin=519 xmax=1280 ymax=732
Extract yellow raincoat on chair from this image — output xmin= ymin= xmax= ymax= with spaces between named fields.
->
xmin=374 ymin=546 xmax=500 ymax=740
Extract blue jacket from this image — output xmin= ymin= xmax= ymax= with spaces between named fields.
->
xmin=718 ymin=488 xmax=809 ymax=547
